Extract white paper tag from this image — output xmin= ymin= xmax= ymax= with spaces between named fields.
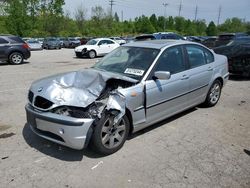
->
xmin=124 ymin=68 xmax=144 ymax=76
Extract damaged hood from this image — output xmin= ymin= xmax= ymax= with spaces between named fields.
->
xmin=30 ymin=68 xmax=137 ymax=108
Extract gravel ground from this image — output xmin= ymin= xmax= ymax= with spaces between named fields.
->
xmin=0 ymin=49 xmax=249 ymax=188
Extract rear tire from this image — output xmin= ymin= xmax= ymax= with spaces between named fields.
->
xmin=203 ymin=80 xmax=222 ymax=107
xmin=9 ymin=52 xmax=23 ymax=65
xmin=91 ymin=113 xmax=130 ymax=155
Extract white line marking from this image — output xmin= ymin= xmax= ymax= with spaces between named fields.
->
xmin=91 ymin=161 xmax=103 ymax=170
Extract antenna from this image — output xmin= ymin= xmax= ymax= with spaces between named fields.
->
xmin=194 ymin=5 xmax=198 ymax=21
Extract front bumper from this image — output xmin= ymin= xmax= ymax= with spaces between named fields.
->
xmin=25 ymin=104 xmax=94 ymax=150
xmin=75 ymin=49 xmax=89 ymax=57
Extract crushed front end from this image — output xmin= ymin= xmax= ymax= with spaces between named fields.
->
xmin=25 ymin=69 xmax=135 ymax=150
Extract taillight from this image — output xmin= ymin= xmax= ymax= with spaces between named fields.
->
xmin=22 ymin=43 xmax=30 ymax=49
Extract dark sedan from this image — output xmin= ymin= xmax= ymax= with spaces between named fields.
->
xmin=43 ymin=38 xmax=61 ymax=49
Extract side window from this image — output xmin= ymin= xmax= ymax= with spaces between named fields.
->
xmin=107 ymin=40 xmax=115 ymax=44
xmin=0 ymin=38 xmax=9 ymax=44
xmin=186 ymin=45 xmax=206 ymax=68
xmin=203 ymin=49 xmax=214 ymax=63
xmin=98 ymin=40 xmax=105 ymax=45
xmin=154 ymin=46 xmax=185 ymax=74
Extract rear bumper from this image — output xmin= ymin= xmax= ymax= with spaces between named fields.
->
xmin=23 ymin=50 xmax=31 ymax=59
xmin=25 ymin=104 xmax=94 ymax=150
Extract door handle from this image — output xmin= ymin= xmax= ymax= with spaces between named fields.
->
xmin=181 ymin=75 xmax=189 ymax=80
xmin=207 ymin=67 xmax=213 ymax=71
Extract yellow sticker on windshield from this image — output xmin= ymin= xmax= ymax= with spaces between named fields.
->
xmin=124 ymin=68 xmax=145 ymax=76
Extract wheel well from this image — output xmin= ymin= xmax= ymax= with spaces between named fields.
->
xmin=125 ymin=108 xmax=134 ymax=135
xmin=89 ymin=49 xmax=96 ymax=54
xmin=215 ymin=77 xmax=223 ymax=87
xmin=8 ymin=51 xmax=24 ymax=59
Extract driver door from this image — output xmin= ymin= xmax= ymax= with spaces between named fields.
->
xmin=97 ymin=40 xmax=110 ymax=55
xmin=145 ymin=45 xmax=190 ymax=124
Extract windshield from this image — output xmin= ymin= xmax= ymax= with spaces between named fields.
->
xmin=93 ymin=46 xmax=160 ymax=80
xmin=86 ymin=39 xmax=98 ymax=45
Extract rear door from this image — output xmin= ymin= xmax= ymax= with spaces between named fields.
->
xmin=145 ymin=45 xmax=190 ymax=123
xmin=183 ymin=44 xmax=214 ymax=106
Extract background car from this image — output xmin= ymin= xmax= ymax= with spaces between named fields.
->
xmin=63 ymin=37 xmax=81 ymax=48
xmin=42 ymin=37 xmax=61 ymax=49
xmin=134 ymin=34 xmax=156 ymax=41
xmin=74 ymin=38 xmax=120 ymax=58
xmin=0 ymin=35 xmax=31 ymax=64
xmin=26 ymin=39 xmax=43 ymax=51
xmin=153 ymin=32 xmax=185 ymax=40
xmin=201 ymin=36 xmax=218 ymax=48
xmin=214 ymin=33 xmax=248 ymax=48
xmin=214 ymin=36 xmax=250 ymax=77
xmin=110 ymin=37 xmax=126 ymax=45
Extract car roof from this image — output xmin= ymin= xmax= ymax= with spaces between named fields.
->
xmin=123 ymin=39 xmax=193 ymax=49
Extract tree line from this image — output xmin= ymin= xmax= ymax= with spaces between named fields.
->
xmin=0 ymin=0 xmax=249 ymax=37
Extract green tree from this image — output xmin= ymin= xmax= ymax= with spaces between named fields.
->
xmin=206 ymin=21 xmax=217 ymax=36
xmin=5 ymin=0 xmax=30 ymax=36
xmin=74 ymin=4 xmax=87 ymax=35
xmin=114 ymin=12 xmax=119 ymax=22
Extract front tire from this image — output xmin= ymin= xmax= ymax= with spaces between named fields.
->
xmin=88 ymin=50 xmax=96 ymax=59
xmin=203 ymin=80 xmax=222 ymax=107
xmin=91 ymin=113 xmax=130 ymax=155
xmin=9 ymin=52 xmax=24 ymax=65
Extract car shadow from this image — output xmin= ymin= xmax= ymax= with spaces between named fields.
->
xmin=229 ymin=75 xmax=250 ymax=81
xmin=128 ymin=107 xmax=197 ymax=140
xmin=22 ymin=107 xmax=197 ymax=161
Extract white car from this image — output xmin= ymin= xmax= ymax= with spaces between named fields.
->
xmin=110 ymin=37 xmax=126 ymax=45
xmin=26 ymin=39 xmax=43 ymax=51
xmin=75 ymin=38 xmax=120 ymax=58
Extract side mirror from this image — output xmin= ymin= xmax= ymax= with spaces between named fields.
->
xmin=153 ymin=71 xmax=171 ymax=80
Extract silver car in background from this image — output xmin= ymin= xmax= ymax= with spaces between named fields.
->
xmin=25 ymin=40 xmax=229 ymax=154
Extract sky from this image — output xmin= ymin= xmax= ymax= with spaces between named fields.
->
xmin=64 ymin=0 xmax=250 ymax=24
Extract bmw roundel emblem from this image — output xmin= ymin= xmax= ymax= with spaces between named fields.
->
xmin=38 ymin=87 xmax=43 ymax=92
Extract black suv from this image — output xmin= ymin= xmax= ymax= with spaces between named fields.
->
xmin=0 ymin=35 xmax=31 ymax=64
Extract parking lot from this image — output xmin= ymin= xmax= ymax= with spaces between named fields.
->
xmin=0 ymin=49 xmax=250 ymax=188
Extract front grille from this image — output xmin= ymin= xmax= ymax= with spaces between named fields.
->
xmin=34 ymin=96 xmax=53 ymax=109
xmin=28 ymin=91 xmax=34 ymax=103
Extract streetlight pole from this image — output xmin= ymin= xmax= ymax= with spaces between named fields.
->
xmin=163 ymin=3 xmax=168 ymax=31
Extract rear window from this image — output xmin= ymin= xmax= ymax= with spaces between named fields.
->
xmin=8 ymin=36 xmax=24 ymax=43
xmin=218 ymin=35 xmax=235 ymax=41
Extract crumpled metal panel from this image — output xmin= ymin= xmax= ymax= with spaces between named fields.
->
xmin=31 ymin=69 xmax=107 ymax=108
xmin=106 ymin=91 xmax=126 ymax=124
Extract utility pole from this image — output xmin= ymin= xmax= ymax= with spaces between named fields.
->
xmin=163 ymin=3 xmax=168 ymax=31
xmin=217 ymin=5 xmax=222 ymax=25
xmin=178 ymin=0 xmax=182 ymax=17
xmin=121 ymin=10 xmax=123 ymax=22
xmin=194 ymin=5 xmax=198 ymax=21
xmin=109 ymin=0 xmax=115 ymax=16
